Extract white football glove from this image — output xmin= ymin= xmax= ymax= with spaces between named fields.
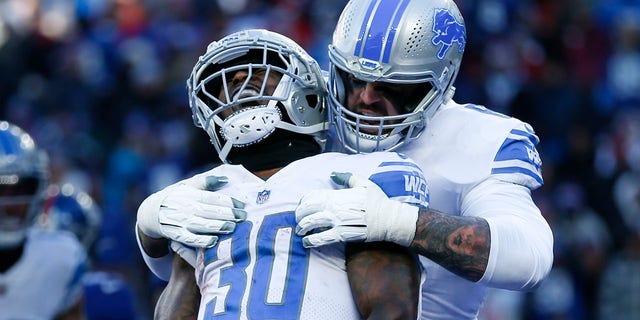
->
xmin=137 ymin=175 xmax=247 ymax=248
xmin=295 ymin=172 xmax=420 ymax=248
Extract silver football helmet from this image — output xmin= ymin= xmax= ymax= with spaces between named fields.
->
xmin=187 ymin=29 xmax=328 ymax=163
xmin=328 ymin=0 xmax=466 ymax=153
xmin=0 ymin=121 xmax=48 ymax=249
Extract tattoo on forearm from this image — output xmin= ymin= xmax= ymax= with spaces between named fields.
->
xmin=410 ymin=209 xmax=490 ymax=282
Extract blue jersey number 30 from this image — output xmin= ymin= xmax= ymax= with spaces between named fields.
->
xmin=202 ymin=212 xmax=309 ymax=319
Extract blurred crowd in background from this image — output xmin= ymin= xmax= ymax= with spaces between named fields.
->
xmin=0 ymin=0 xmax=639 ymax=319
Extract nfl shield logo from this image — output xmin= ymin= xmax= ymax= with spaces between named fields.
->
xmin=256 ymin=189 xmax=270 ymax=204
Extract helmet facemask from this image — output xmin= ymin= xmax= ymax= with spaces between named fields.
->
xmin=187 ymin=30 xmax=328 ymax=164
xmin=329 ymin=64 xmax=439 ymax=153
xmin=327 ymin=0 xmax=465 ymax=153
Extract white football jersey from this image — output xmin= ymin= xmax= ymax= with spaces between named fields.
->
xmin=396 ymin=100 xmax=547 ymax=320
xmin=0 ymin=228 xmax=87 ymax=320
xmin=193 ymin=152 xmax=428 ymax=320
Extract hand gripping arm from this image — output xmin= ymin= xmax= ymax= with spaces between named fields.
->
xmin=137 ymin=175 xmax=247 ymax=248
xmin=295 ymin=172 xmax=420 ymax=247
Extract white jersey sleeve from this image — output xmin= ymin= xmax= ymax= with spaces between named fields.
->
xmin=0 ymin=228 xmax=87 ymax=319
xmin=399 ymin=100 xmax=552 ymax=319
xmin=135 ymin=223 xmax=174 ymax=281
xmin=463 ymin=178 xmax=553 ymax=290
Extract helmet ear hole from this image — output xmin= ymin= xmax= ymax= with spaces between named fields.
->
xmin=305 ymin=94 xmax=319 ymax=110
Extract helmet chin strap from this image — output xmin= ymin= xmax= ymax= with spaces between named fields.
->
xmin=218 ymin=138 xmax=233 ymax=163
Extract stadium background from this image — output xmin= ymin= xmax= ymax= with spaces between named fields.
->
xmin=0 ymin=0 xmax=638 ymax=319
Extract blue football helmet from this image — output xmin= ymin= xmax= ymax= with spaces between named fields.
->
xmin=40 ymin=183 xmax=102 ymax=251
xmin=187 ymin=29 xmax=328 ymax=163
xmin=328 ymin=0 xmax=466 ymax=153
xmin=0 ymin=121 xmax=49 ymax=249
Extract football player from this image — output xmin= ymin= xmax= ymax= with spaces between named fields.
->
xmin=0 ymin=121 xmax=87 ymax=319
xmin=295 ymin=0 xmax=554 ymax=319
xmin=137 ymin=1 xmax=553 ymax=319
xmin=39 ymin=183 xmax=139 ymax=320
xmin=136 ymin=29 xmax=428 ymax=319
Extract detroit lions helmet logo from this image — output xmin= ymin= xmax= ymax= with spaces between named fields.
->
xmin=431 ymin=8 xmax=466 ymax=60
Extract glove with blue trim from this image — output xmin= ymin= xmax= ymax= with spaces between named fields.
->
xmin=295 ymin=172 xmax=420 ymax=248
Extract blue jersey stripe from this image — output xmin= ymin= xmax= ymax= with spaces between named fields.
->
xmin=378 ymin=161 xmax=422 ymax=170
xmin=369 ymin=170 xmax=429 ymax=206
xmin=66 ymin=259 xmax=87 ymax=298
xmin=72 ymin=260 xmax=87 ymax=287
xmin=494 ymin=138 xmax=533 ymax=162
xmin=510 ymin=128 xmax=539 ymax=145
xmin=491 ymin=167 xmax=544 ymax=186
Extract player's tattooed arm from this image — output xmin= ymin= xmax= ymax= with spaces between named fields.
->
xmin=154 ymin=254 xmax=200 ymax=320
xmin=410 ymin=208 xmax=490 ymax=282
xmin=346 ymin=242 xmax=420 ymax=320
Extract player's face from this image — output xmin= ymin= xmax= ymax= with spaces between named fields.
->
xmin=342 ymin=71 xmax=429 ymax=133
xmin=0 ymin=176 xmax=38 ymax=232
xmin=217 ymin=68 xmax=283 ymax=118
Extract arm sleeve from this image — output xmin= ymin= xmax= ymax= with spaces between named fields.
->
xmin=462 ymin=178 xmax=553 ymax=290
xmin=135 ymin=185 xmax=199 ymax=280
xmin=135 ymin=224 xmax=173 ymax=281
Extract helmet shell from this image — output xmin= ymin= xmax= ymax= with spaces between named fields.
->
xmin=0 ymin=121 xmax=48 ymax=248
xmin=328 ymin=0 xmax=466 ymax=153
xmin=187 ymin=29 xmax=328 ymax=162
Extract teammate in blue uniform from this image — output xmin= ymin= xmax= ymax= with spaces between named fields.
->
xmin=136 ymin=29 xmax=426 ymax=319
xmin=294 ymin=0 xmax=554 ymax=319
xmin=40 ymin=183 xmax=138 ymax=320
xmin=0 ymin=121 xmax=87 ymax=320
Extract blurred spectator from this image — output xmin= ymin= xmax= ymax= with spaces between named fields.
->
xmin=597 ymin=109 xmax=640 ymax=319
xmin=596 ymin=232 xmax=640 ymax=320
